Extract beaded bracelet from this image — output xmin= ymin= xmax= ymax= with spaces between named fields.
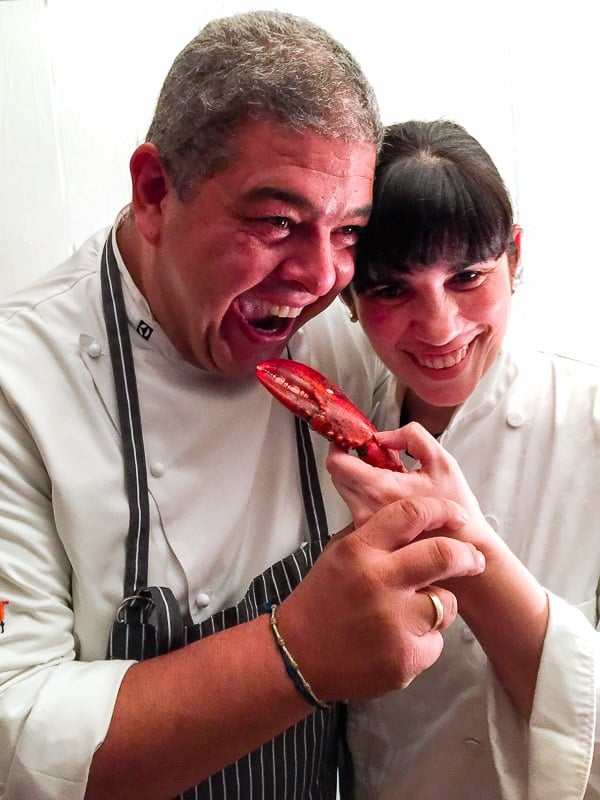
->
xmin=266 ymin=603 xmax=330 ymax=710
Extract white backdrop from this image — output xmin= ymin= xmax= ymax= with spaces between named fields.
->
xmin=1 ymin=0 xmax=599 ymax=363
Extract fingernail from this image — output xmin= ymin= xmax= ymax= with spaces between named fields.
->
xmin=449 ymin=511 xmax=469 ymax=529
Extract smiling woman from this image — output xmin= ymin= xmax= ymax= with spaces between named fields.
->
xmin=336 ymin=118 xmax=600 ymax=800
xmin=344 ymin=120 xmax=521 ymax=432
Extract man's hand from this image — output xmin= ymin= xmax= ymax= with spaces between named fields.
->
xmin=276 ymin=494 xmax=485 ymax=701
xmin=325 ymin=421 xmax=549 ymax=720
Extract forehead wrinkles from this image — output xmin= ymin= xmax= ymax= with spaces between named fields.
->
xmin=243 ymin=184 xmax=373 ymax=221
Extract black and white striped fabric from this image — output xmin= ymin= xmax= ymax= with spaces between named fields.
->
xmin=101 ymin=232 xmax=342 ymax=798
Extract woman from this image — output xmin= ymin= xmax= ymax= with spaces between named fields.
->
xmin=329 ymin=120 xmax=600 ymax=798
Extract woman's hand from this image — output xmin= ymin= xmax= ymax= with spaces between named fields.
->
xmin=327 ymin=421 xmax=483 ymax=529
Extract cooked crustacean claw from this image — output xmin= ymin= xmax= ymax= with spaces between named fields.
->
xmin=256 ymin=358 xmax=405 ymax=471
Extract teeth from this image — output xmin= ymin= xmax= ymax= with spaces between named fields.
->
xmin=266 ymin=304 xmax=302 ymax=319
xmin=416 ymin=345 xmax=468 ymax=370
xmin=239 ymin=297 xmax=304 ymax=327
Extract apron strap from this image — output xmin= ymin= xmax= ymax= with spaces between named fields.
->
xmin=101 ymin=232 xmax=185 ymax=658
xmin=100 ymin=232 xmax=150 ymax=596
xmin=294 ymin=415 xmax=329 ymax=542
xmin=107 ymin=586 xmax=184 ymax=659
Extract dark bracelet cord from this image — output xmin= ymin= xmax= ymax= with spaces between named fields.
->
xmin=265 ymin=602 xmax=330 ymax=710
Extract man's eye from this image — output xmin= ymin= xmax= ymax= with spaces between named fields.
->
xmin=333 ymin=225 xmax=362 ymax=247
xmin=251 ymin=216 xmax=291 ymax=239
xmin=266 ymin=217 xmax=289 ymax=229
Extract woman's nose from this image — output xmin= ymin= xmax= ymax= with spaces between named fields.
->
xmin=411 ymin=292 xmax=460 ymax=345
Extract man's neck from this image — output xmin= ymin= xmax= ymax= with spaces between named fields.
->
xmin=115 ymin=209 xmax=146 ymax=296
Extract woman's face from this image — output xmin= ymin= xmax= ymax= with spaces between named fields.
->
xmin=353 ymin=249 xmax=518 ymax=409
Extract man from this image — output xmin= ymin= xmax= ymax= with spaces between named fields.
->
xmin=0 ymin=12 xmax=485 ymax=800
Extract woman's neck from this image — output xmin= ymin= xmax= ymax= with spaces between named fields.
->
xmin=399 ymin=388 xmax=456 ymax=438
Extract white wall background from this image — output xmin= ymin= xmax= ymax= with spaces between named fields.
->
xmin=1 ymin=0 xmax=599 ymax=364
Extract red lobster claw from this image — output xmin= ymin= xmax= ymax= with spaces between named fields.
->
xmin=256 ymin=358 xmax=405 ymax=472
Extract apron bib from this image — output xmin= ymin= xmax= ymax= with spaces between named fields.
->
xmin=100 ymin=232 xmax=343 ymax=799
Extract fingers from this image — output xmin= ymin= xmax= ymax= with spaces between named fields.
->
xmin=389 ymin=534 xmax=486 ymax=587
xmin=355 ymin=494 xmax=470 ymax=552
xmin=327 ymin=446 xmax=405 ymax=527
xmin=374 ymin=425 xmax=483 ymax=522
xmin=377 ymin=421 xmax=446 ymax=469
xmin=326 ymin=437 xmax=460 ymax=530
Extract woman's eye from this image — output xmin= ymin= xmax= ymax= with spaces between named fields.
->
xmin=366 ymin=284 xmax=409 ymax=301
xmin=452 ymin=270 xmax=483 ymax=287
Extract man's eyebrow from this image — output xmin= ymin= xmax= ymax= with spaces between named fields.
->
xmin=244 ymin=186 xmax=372 ymax=218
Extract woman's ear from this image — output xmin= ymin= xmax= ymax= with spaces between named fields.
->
xmin=509 ymin=223 xmax=523 ymax=289
xmin=340 ymin=287 xmax=359 ymax=322
xmin=129 ymin=143 xmax=169 ymax=245
xmin=512 ymin=223 xmax=523 ymax=261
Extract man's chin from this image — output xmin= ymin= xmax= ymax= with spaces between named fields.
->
xmin=211 ymin=342 xmax=289 ymax=380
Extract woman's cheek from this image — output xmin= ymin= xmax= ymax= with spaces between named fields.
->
xmin=358 ymin=301 xmax=403 ymax=346
xmin=358 ymin=299 xmax=397 ymax=327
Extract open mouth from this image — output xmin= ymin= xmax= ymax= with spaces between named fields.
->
xmin=238 ymin=299 xmax=302 ymax=334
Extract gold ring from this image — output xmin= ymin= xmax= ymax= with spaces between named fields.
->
xmin=423 ymin=590 xmax=444 ymax=632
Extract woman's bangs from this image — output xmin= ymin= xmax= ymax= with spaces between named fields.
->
xmin=355 ymin=158 xmax=511 ymax=289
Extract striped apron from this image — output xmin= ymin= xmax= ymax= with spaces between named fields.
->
xmin=100 ymin=233 xmax=344 ymax=798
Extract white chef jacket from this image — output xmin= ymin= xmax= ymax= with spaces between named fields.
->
xmin=347 ymin=340 xmax=600 ymax=799
xmin=0 ymin=222 xmax=386 ymax=800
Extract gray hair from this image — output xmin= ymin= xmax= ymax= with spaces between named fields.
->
xmin=146 ymin=10 xmax=382 ymax=198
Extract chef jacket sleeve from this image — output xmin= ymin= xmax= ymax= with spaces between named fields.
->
xmin=0 ymin=390 xmax=134 ymax=800
xmin=486 ymin=592 xmax=598 ymax=800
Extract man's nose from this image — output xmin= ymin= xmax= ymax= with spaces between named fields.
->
xmin=280 ymin=233 xmax=341 ymax=296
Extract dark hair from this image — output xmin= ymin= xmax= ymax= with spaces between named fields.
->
xmin=146 ymin=10 xmax=381 ymax=200
xmin=352 ymin=119 xmax=515 ymax=292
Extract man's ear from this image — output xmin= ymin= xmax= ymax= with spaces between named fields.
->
xmin=129 ymin=143 xmax=169 ymax=245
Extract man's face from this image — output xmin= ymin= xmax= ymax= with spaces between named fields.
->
xmin=137 ymin=119 xmax=376 ymax=376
